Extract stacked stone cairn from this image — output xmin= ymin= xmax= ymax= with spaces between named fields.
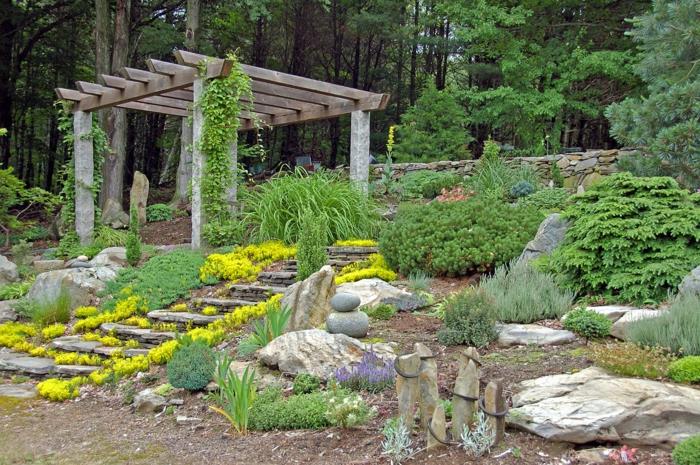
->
xmin=395 ymin=345 xmax=506 ymax=451
xmin=326 ymin=292 xmax=369 ymax=338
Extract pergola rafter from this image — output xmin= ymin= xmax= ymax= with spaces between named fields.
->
xmin=55 ymin=50 xmax=389 ymax=249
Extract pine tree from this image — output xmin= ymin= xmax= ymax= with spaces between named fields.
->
xmin=126 ymin=203 xmax=142 ymax=266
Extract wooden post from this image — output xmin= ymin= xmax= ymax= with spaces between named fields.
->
xmin=415 ymin=343 xmax=438 ymax=430
xmin=227 ymin=139 xmax=237 ymax=213
xmin=73 ymin=110 xmax=94 ymax=246
xmin=172 ymin=117 xmax=193 ymax=206
xmin=350 ymin=110 xmax=370 ymax=195
xmin=484 ymin=379 xmax=506 ymax=445
xmin=452 ymin=347 xmax=480 ymax=439
xmin=395 ymin=353 xmax=421 ymax=428
xmin=426 ymin=404 xmax=446 ymax=450
xmin=191 ymin=77 xmax=204 ymax=249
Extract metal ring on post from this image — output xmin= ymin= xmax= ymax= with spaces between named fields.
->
xmin=393 ymin=357 xmax=420 ymax=379
xmin=419 ymin=354 xmax=436 ymax=360
xmin=463 ymin=353 xmax=482 ymax=367
xmin=478 ymin=396 xmax=509 ymax=417
xmin=427 ymin=421 xmax=458 ymax=446
xmin=450 ymin=390 xmax=479 ymax=402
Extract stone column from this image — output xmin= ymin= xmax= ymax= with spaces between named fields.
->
xmin=172 ymin=117 xmax=193 ymax=206
xmin=415 ymin=343 xmax=438 ymax=430
xmin=191 ymin=78 xmax=205 ymax=249
xmin=426 ymin=404 xmax=446 ymax=451
xmin=227 ymin=139 xmax=237 ymax=213
xmin=452 ymin=347 xmax=480 ymax=438
xmin=484 ymin=379 xmax=506 ymax=445
xmin=350 ymin=110 xmax=370 ymax=195
xmin=73 ymin=110 xmax=94 ymax=246
xmin=395 ymin=353 xmax=421 ymax=428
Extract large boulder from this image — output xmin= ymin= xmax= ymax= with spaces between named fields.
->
xmin=679 ymin=266 xmax=700 ymax=296
xmin=519 ymin=213 xmax=569 ymax=262
xmin=610 ymin=309 xmax=663 ymax=340
xmin=258 ymin=329 xmax=395 ymax=379
xmin=0 ymin=254 xmax=19 ymax=286
xmin=130 ymin=171 xmax=150 ymax=225
xmin=508 ymin=367 xmax=700 ymax=446
xmin=0 ymin=300 xmax=18 ymax=323
xmin=282 ymin=265 xmax=335 ymax=332
xmin=25 ymin=266 xmax=118 ymax=309
xmin=337 ymin=278 xmax=415 ymax=309
xmin=496 ymin=324 xmax=576 ymax=347
xmin=89 ymin=247 xmax=128 ymax=268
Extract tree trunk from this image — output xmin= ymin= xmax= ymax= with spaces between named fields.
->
xmin=95 ymin=0 xmax=110 ymax=129
xmin=185 ymin=0 xmax=200 ymax=50
xmin=409 ymin=0 xmax=419 ymax=105
xmin=0 ymin=0 xmax=16 ymax=165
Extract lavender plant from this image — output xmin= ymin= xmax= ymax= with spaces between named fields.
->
xmin=334 ymin=350 xmax=395 ymax=393
xmin=460 ymin=410 xmax=495 ymax=457
xmin=381 ymin=417 xmax=414 ymax=465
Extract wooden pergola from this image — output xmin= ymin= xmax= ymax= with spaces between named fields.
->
xmin=56 ymin=50 xmax=389 ymax=249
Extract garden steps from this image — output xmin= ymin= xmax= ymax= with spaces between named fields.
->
xmin=195 ymin=297 xmax=258 ymax=309
xmin=48 ymin=335 xmax=148 ymax=357
xmin=228 ymin=284 xmax=288 ymax=302
xmin=100 ymin=323 xmax=175 ymax=345
xmin=146 ymin=310 xmax=222 ymax=326
xmin=258 ymin=271 xmax=297 ymax=286
xmin=0 ymin=349 xmax=100 ymax=378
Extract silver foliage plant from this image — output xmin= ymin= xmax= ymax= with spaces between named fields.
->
xmin=460 ymin=410 xmax=495 ymax=457
xmin=381 ymin=418 xmax=414 ymax=465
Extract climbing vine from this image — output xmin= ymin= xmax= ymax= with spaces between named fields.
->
xmin=198 ymin=52 xmax=256 ymax=246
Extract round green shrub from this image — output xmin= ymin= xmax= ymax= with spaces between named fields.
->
xmin=293 ymin=373 xmax=321 ymax=395
xmin=379 ymin=198 xmax=543 ymax=276
xmin=437 ymin=288 xmax=497 ymax=347
xmin=510 ymin=180 xmax=535 ymax=198
xmin=673 ymin=435 xmax=700 ymax=465
xmin=166 ymin=340 xmax=215 ymax=391
xmin=363 ymin=303 xmax=397 ymax=321
xmin=146 ymin=203 xmax=173 ymax=222
xmin=668 ymin=356 xmax=700 ymax=384
xmin=248 ymin=387 xmax=330 ymax=430
xmin=562 ymin=308 xmax=612 ymax=339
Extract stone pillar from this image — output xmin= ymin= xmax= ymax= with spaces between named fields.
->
xmin=452 ymin=347 xmax=480 ymax=438
xmin=191 ymin=78 xmax=205 ymax=249
xmin=415 ymin=343 xmax=438 ymax=430
xmin=172 ymin=117 xmax=193 ymax=206
xmin=350 ymin=110 xmax=370 ymax=195
xmin=484 ymin=379 xmax=506 ymax=445
xmin=227 ymin=139 xmax=237 ymax=213
xmin=395 ymin=353 xmax=421 ymax=428
xmin=426 ymin=404 xmax=446 ymax=451
xmin=73 ymin=110 xmax=94 ymax=246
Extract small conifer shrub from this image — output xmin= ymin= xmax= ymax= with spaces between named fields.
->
xmin=166 ymin=340 xmax=215 ymax=391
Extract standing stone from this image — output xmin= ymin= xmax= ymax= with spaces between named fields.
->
xmin=130 ymin=171 xmax=150 ymax=225
xmin=415 ymin=343 xmax=438 ymax=430
xmin=679 ymin=266 xmax=700 ymax=296
xmin=0 ymin=255 xmax=19 ymax=285
xmin=427 ymin=404 xmax=447 ymax=451
xmin=519 ymin=213 xmax=569 ymax=262
xmin=283 ymin=265 xmax=335 ymax=332
xmin=350 ymin=110 xmax=370 ymax=195
xmin=484 ymin=380 xmax=506 ymax=445
xmin=452 ymin=347 xmax=480 ymax=439
xmin=73 ymin=110 xmax=94 ymax=246
xmin=396 ymin=352 xmax=421 ymax=428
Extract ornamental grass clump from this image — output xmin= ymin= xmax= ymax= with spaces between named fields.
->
xmin=379 ymin=198 xmax=542 ymax=276
xmin=437 ymin=288 xmax=497 ymax=347
xmin=334 ymin=350 xmax=395 ymax=392
xmin=243 ymin=168 xmax=380 ymax=244
xmin=296 ymin=209 xmax=328 ymax=281
xmin=480 ymin=259 xmax=574 ymax=323
xmin=628 ymin=293 xmax=700 ymax=356
xmin=236 ymin=304 xmax=291 ymax=357
xmin=549 ymin=173 xmax=700 ymax=304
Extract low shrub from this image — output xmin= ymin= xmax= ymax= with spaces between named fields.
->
xmin=166 ymin=340 xmax=216 ymax=391
xmin=292 ymin=373 xmax=321 ymax=395
xmin=562 ymin=308 xmax=611 ymax=340
xmin=146 ymin=203 xmax=173 ymax=222
xmin=437 ymin=288 xmax=497 ymax=347
xmin=296 ymin=209 xmax=328 ymax=281
xmin=363 ymin=304 xmax=397 ymax=321
xmin=323 ymin=388 xmax=376 ymax=428
xmin=397 ymin=171 xmax=463 ymax=199
xmin=126 ymin=204 xmax=141 ymax=266
xmin=334 ymin=351 xmax=395 ymax=392
xmin=517 ymin=187 xmax=571 ymax=212
xmin=244 ymin=168 xmax=380 ymax=244
xmin=673 ymin=435 xmax=700 ymax=465
xmin=510 ymin=180 xmax=535 ymax=198
xmin=588 ymin=342 xmax=674 ymax=379
xmin=668 ymin=356 xmax=700 ymax=384
xmin=628 ymin=293 xmax=700 ymax=355
xmin=480 ymin=259 xmax=574 ymax=323
xmin=379 ymin=199 xmax=542 ymax=276
xmin=249 ymin=387 xmax=330 ymax=431
xmin=550 ymin=173 xmax=700 ymax=303
xmin=382 ymin=418 xmax=414 ymax=465
xmin=202 ymin=218 xmax=246 ymax=247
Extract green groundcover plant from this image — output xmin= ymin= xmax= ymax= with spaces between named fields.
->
xmin=668 ymin=356 xmax=700 ymax=384
xmin=379 ymin=197 xmax=542 ymax=276
xmin=550 ymin=173 xmax=700 ymax=303
xmin=672 ymin=435 xmax=700 ymax=465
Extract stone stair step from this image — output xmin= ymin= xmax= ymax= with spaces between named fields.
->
xmin=94 ymin=346 xmax=149 ymax=357
xmin=228 ymin=284 xmax=288 ymax=301
xmin=147 ymin=310 xmax=222 ymax=325
xmin=258 ymin=271 xmax=297 ymax=286
xmin=327 ymin=246 xmax=378 ymax=255
xmin=0 ymin=352 xmax=55 ymax=376
xmin=327 ymin=259 xmax=353 ymax=268
xmin=196 ymin=297 xmax=258 ymax=309
xmin=101 ymin=323 xmax=175 ymax=344
xmin=54 ymin=365 xmax=101 ymax=376
xmin=49 ymin=336 xmax=103 ymax=354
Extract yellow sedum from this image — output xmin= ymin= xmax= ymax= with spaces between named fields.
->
xmin=335 ymin=253 xmax=397 ymax=285
xmin=169 ymin=303 xmax=189 ymax=312
xmin=201 ymin=305 xmax=218 ymax=316
xmin=334 ymin=239 xmax=378 ymax=247
xmin=122 ymin=316 xmax=151 ymax=328
xmin=41 ymin=324 xmax=66 ymax=340
xmin=148 ymin=339 xmax=179 ymax=365
xmin=199 ymin=241 xmax=296 ymax=282
xmin=74 ymin=306 xmax=99 ymax=318
xmin=109 ymin=355 xmax=149 ymax=378
xmin=72 ymin=294 xmax=147 ymax=333
xmin=37 ymin=377 xmax=86 ymax=401
xmin=53 ymin=352 xmax=102 ymax=366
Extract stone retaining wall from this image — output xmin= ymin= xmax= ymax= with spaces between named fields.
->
xmin=370 ymin=149 xmax=636 ymax=189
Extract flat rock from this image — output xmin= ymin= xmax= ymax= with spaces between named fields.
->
xmin=49 ymin=336 xmax=102 ymax=353
xmin=55 ymin=365 xmax=101 ymax=376
xmin=147 ymin=310 xmax=222 ymax=325
xmin=93 ymin=346 xmax=149 ymax=357
xmin=519 ymin=213 xmax=570 ymax=262
xmin=508 ymin=367 xmax=700 ymax=446
xmin=0 ymin=356 xmax=55 ymax=375
xmin=89 ymin=247 xmax=127 ymax=268
xmin=336 ymin=279 xmax=413 ymax=309
xmin=133 ymin=388 xmax=167 ymax=414
xmin=610 ymin=309 xmax=663 ymax=340
xmin=0 ymin=383 xmax=38 ymax=400
xmin=101 ymin=323 xmax=175 ymax=344
xmin=574 ymin=448 xmax=612 ymax=464
xmin=497 ymin=324 xmax=576 ymax=346
xmin=32 ymin=259 xmax=65 ymax=273
xmin=258 ymin=329 xmax=395 ymax=379
xmin=0 ymin=300 xmax=18 ymax=323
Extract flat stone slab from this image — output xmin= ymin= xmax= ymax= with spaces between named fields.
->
xmin=101 ymin=323 xmax=175 ymax=344
xmin=196 ymin=297 xmax=257 ymax=308
xmin=0 ymin=300 xmax=18 ymax=323
xmin=147 ymin=310 xmax=222 ymax=325
xmin=584 ymin=305 xmax=636 ymax=322
xmin=0 ymin=383 xmax=38 ymax=399
xmin=94 ymin=346 xmax=149 ymax=357
xmin=49 ymin=336 xmax=102 ymax=353
xmin=610 ymin=309 xmax=663 ymax=340
xmin=55 ymin=365 xmax=101 ymax=376
xmin=32 ymin=259 xmax=65 ymax=273
xmin=0 ymin=356 xmax=55 ymax=375
xmin=508 ymin=367 xmax=700 ymax=446
xmin=497 ymin=324 xmax=577 ymax=346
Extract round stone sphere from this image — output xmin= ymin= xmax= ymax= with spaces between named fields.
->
xmin=330 ymin=293 xmax=361 ymax=313
xmin=326 ymin=311 xmax=369 ymax=338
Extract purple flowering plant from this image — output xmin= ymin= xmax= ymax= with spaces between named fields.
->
xmin=334 ymin=350 xmax=395 ymax=393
